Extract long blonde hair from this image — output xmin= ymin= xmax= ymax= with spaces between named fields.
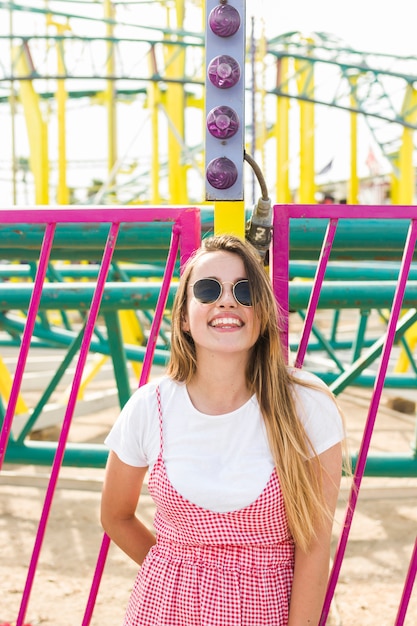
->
xmin=167 ymin=234 xmax=342 ymax=551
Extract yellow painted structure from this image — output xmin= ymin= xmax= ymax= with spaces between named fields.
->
xmin=398 ymin=85 xmax=417 ymax=204
xmin=295 ymin=57 xmax=315 ymax=203
xmin=147 ymin=49 xmax=162 ymax=204
xmin=394 ymin=323 xmax=417 ymax=373
xmin=164 ymin=0 xmax=188 ymax=203
xmin=105 ymin=0 xmax=118 ymax=176
xmin=348 ymin=76 xmax=359 ymax=204
xmin=7 ymin=4 xmax=417 ymax=212
xmin=390 ymin=85 xmax=417 ymax=205
xmin=48 ymin=18 xmax=70 ymax=205
xmin=13 ymin=43 xmax=49 ymax=204
xmin=0 ymin=358 xmax=28 ymax=415
xmin=276 ymin=57 xmax=291 ymax=203
xmin=214 ymin=201 xmax=246 ymax=237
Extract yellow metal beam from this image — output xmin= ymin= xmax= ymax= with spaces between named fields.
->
xmin=147 ymin=46 xmax=162 ymax=204
xmin=348 ymin=76 xmax=359 ymax=204
xmin=390 ymin=84 xmax=417 ymax=204
xmin=276 ymin=57 xmax=291 ymax=203
xmin=48 ymin=18 xmax=70 ymax=205
xmin=12 ymin=43 xmax=49 ymax=204
xmin=295 ymin=57 xmax=315 ymax=203
xmin=164 ymin=0 xmax=187 ymax=203
xmin=214 ymin=201 xmax=245 ymax=237
xmin=104 ymin=0 xmax=117 ymax=177
xmin=0 ymin=357 xmax=28 ymax=415
xmin=398 ymin=85 xmax=417 ymax=204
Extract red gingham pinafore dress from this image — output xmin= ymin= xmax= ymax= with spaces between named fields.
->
xmin=123 ymin=387 xmax=295 ymax=626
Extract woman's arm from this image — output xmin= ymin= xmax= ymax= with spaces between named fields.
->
xmin=101 ymin=450 xmax=156 ymax=565
xmin=288 ymin=442 xmax=343 ymax=626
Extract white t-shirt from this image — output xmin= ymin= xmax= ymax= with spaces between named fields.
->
xmin=104 ymin=370 xmax=344 ymax=513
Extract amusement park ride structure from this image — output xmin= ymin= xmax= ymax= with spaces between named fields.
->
xmin=0 ymin=0 xmax=417 ymax=207
xmin=0 ymin=3 xmax=417 ymax=624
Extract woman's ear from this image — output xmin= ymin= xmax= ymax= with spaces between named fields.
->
xmin=181 ymin=311 xmax=190 ymax=333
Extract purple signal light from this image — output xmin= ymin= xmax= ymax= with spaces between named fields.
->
xmin=207 ymin=55 xmax=240 ymax=89
xmin=209 ymin=4 xmax=241 ymax=37
xmin=206 ymin=157 xmax=238 ymax=189
xmin=207 ymin=106 xmax=239 ymax=139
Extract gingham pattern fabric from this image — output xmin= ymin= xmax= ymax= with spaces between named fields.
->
xmin=123 ymin=387 xmax=294 ymax=626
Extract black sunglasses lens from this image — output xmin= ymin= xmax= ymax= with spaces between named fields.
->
xmin=234 ymin=280 xmax=251 ymax=306
xmin=193 ymin=278 xmax=221 ymax=303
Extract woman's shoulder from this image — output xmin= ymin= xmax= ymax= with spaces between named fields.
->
xmin=287 ymin=367 xmax=328 ymax=392
xmin=128 ymin=375 xmax=179 ymax=402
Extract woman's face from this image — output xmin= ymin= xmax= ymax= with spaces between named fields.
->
xmin=182 ymin=251 xmax=261 ymax=360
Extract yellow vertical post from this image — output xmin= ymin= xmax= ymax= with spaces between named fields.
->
xmin=54 ymin=21 xmax=69 ymax=204
xmin=276 ymin=57 xmax=291 ymax=203
xmin=390 ymin=153 xmax=400 ymax=205
xmin=398 ymin=85 xmax=417 ymax=204
xmin=104 ymin=0 xmax=117 ymax=178
xmin=348 ymin=75 xmax=359 ymax=204
xmin=12 ymin=43 xmax=49 ymax=204
xmin=0 ymin=358 xmax=28 ymax=415
xmin=214 ymin=201 xmax=245 ymax=236
xmin=256 ymin=27 xmax=268 ymax=185
xmin=398 ymin=130 xmax=414 ymax=204
xmin=164 ymin=0 xmax=187 ymax=203
xmin=295 ymin=56 xmax=315 ymax=203
xmin=148 ymin=46 xmax=162 ymax=204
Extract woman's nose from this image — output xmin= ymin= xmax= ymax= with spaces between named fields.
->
xmin=218 ymin=282 xmax=236 ymax=307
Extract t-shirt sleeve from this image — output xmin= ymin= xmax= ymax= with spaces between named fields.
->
xmin=291 ymin=369 xmax=345 ymax=456
xmin=104 ymin=381 xmax=159 ymax=467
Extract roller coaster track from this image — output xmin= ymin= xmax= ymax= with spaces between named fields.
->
xmin=267 ymin=31 xmax=417 ymax=174
xmin=0 ymin=1 xmax=416 ymax=188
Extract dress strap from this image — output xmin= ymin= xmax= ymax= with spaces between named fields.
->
xmin=156 ymin=385 xmax=164 ymax=455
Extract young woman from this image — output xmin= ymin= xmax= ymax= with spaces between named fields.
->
xmin=101 ymin=234 xmax=345 ymax=625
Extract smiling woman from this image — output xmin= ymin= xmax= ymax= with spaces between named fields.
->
xmin=101 ymin=233 xmax=346 ymax=626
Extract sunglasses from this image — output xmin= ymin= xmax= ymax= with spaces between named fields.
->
xmin=189 ymin=278 xmax=252 ymax=307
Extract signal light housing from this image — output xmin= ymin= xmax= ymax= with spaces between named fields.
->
xmin=205 ymin=0 xmax=246 ymax=201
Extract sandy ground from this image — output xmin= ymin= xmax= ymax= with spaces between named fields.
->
xmin=1 ymin=386 xmax=417 ymax=625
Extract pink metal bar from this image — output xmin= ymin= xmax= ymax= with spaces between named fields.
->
xmin=82 ymin=230 xmax=181 ymax=626
xmin=294 ymin=218 xmax=338 ymax=368
xmin=0 ymin=222 xmax=56 ymax=470
xmin=394 ymin=536 xmax=417 ymax=626
xmin=82 ymin=212 xmax=201 ymax=625
xmin=319 ymin=219 xmax=417 ymax=625
xmin=271 ymin=204 xmax=291 ymax=356
xmin=139 ymin=225 xmax=180 ymax=387
xmin=177 ymin=206 xmax=202 ymax=270
xmin=277 ymin=203 xmax=417 ymax=220
xmin=16 ymin=222 xmax=120 ymax=626
xmin=0 ymin=205 xmax=199 ymax=223
xmin=82 ymin=533 xmax=112 ymax=626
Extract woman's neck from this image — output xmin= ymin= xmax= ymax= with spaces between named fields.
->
xmin=186 ymin=356 xmax=251 ymax=415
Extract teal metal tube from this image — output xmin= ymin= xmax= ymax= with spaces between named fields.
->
xmin=3 ymin=280 xmax=417 ymax=311
xmin=1 ymin=217 xmax=417 ymax=262
xmin=318 ymin=372 xmax=417 ymax=388
xmin=0 ymin=263 xmax=170 ymax=280
xmin=103 ymin=311 xmax=132 ymax=407
xmin=0 ymin=282 xmax=177 ymax=310
xmin=351 ymin=453 xmax=417 ymax=478
xmin=289 ymin=260 xmax=417 ymax=280
xmin=0 ymin=313 xmax=170 ymax=366
xmin=4 ymin=441 xmax=417 ymax=476
xmin=4 ymin=441 xmax=109 ymax=468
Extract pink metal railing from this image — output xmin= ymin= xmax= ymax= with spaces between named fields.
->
xmin=1 ymin=203 xmax=415 ymax=623
xmin=273 ymin=203 xmax=417 ymax=625
xmin=0 ymin=206 xmax=201 ymax=626
xmin=82 ymin=222 xmax=186 ymax=625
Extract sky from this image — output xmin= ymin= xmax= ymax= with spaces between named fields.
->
xmin=251 ymin=0 xmax=417 ymax=56
xmin=1 ymin=0 xmax=416 ymax=205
